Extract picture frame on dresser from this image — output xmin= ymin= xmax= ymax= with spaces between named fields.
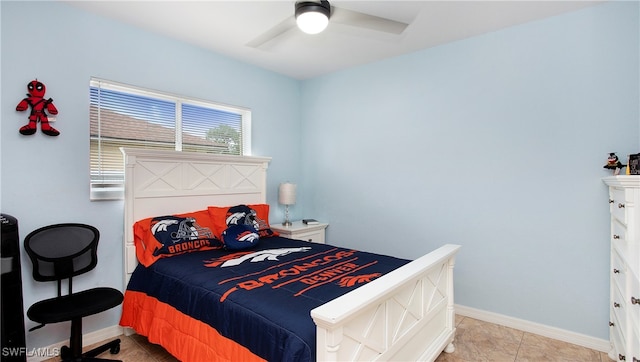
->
xmin=602 ymin=175 xmax=640 ymax=362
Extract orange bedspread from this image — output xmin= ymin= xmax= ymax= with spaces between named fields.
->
xmin=120 ymin=290 xmax=265 ymax=362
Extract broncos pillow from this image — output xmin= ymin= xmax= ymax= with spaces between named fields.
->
xmin=133 ymin=209 xmax=221 ymax=267
xmin=208 ymin=204 xmax=279 ymax=240
xmin=221 ymin=224 xmax=260 ymax=251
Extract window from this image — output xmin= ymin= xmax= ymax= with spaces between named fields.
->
xmin=90 ymin=78 xmax=251 ymax=200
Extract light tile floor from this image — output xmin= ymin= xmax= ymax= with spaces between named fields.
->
xmin=435 ymin=316 xmax=609 ymax=362
xmin=48 ymin=316 xmax=611 ymax=361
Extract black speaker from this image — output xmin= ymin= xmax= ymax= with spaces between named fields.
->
xmin=1 ymin=214 xmax=26 ymax=362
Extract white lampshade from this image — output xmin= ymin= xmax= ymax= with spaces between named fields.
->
xmin=278 ymin=183 xmax=297 ymax=205
xmin=296 ymin=11 xmax=329 ymax=34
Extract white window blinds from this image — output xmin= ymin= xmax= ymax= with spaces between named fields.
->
xmin=89 ymin=79 xmax=251 ymax=200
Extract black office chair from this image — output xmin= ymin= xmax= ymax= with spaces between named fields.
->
xmin=23 ymin=223 xmax=124 ymax=362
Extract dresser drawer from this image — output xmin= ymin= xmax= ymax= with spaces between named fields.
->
xmin=629 ymin=272 xmax=640 ymax=341
xmin=612 ymin=250 xmax=627 ymax=299
xmin=612 ymin=219 xmax=628 ymax=243
xmin=629 ymin=321 xmax=640 ymax=362
xmin=610 ymin=312 xmax=626 ymax=361
xmin=612 ymin=286 xmax=628 ymax=339
xmin=610 ymin=188 xmax=628 ymax=226
xmin=293 ymin=230 xmax=325 ymax=244
xmin=612 ymin=249 xmax=626 ymax=277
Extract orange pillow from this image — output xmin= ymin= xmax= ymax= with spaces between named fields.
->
xmin=133 ymin=209 xmax=221 ymax=267
xmin=208 ymin=204 xmax=279 ymax=239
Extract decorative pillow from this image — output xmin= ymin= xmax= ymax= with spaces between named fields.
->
xmin=208 ymin=204 xmax=279 ymax=239
xmin=221 ymin=224 xmax=260 ymax=250
xmin=133 ymin=209 xmax=221 ymax=267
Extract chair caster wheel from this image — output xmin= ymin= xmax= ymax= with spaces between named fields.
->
xmin=60 ymin=345 xmax=71 ymax=359
xmin=110 ymin=344 xmax=120 ymax=354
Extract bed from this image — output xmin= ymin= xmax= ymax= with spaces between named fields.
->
xmin=118 ymin=148 xmax=461 ymax=361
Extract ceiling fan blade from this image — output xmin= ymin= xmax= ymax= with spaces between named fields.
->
xmin=246 ymin=16 xmax=296 ymax=48
xmin=331 ymin=6 xmax=409 ymax=34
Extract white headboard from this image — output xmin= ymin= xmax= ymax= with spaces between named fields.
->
xmin=121 ymin=148 xmax=271 ymax=287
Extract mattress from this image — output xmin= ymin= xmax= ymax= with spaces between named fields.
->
xmin=120 ymin=236 xmax=409 ymax=362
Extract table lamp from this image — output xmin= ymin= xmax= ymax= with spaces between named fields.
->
xmin=278 ymin=182 xmax=296 ymax=226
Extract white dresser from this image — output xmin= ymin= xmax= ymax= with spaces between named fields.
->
xmin=603 ymin=176 xmax=640 ymax=362
xmin=271 ymin=221 xmax=328 ymax=244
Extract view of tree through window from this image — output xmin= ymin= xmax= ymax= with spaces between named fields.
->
xmin=206 ymin=125 xmax=241 ymax=154
xmin=89 ymin=78 xmax=250 ymax=200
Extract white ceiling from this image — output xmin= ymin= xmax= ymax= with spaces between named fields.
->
xmin=64 ymin=0 xmax=604 ymax=80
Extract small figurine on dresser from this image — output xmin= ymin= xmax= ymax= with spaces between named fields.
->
xmin=603 ymin=152 xmax=626 ymax=175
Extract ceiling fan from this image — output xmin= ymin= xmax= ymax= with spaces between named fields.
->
xmin=246 ymin=0 xmax=410 ymax=48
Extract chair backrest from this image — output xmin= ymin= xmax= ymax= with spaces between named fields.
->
xmin=24 ymin=223 xmax=99 ymax=285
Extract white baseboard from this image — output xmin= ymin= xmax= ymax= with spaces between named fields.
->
xmin=27 ymin=325 xmax=124 ymax=362
xmin=455 ymin=304 xmax=611 ymax=353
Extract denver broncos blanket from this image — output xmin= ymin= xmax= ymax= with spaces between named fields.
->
xmin=120 ymin=237 xmax=409 ymax=362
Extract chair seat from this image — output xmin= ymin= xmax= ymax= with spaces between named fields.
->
xmin=27 ymin=287 xmax=123 ymax=324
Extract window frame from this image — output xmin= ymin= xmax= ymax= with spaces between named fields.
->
xmin=89 ymin=78 xmax=252 ymax=201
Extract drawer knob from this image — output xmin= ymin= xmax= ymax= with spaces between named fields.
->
xmin=609 ymin=321 xmax=615 ymax=327
xmin=632 ymin=296 xmax=640 ymax=305
xmin=619 ymin=354 xmax=626 ymax=361
xmin=613 ymin=269 xmax=620 ymax=274
xmin=613 ymin=235 xmax=621 ymax=239
xmin=609 ymin=199 xmax=614 ymax=204
xmin=618 ymin=203 xmax=625 ymax=208
xmin=614 ymin=302 xmax=620 ymax=308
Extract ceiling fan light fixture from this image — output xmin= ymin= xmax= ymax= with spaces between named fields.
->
xmin=295 ymin=1 xmax=330 ymax=34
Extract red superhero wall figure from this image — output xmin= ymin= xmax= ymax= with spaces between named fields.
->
xmin=16 ymin=79 xmax=60 ymax=136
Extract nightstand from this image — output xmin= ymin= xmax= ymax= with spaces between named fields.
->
xmin=271 ymin=221 xmax=328 ymax=244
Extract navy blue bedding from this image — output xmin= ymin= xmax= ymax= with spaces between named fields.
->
xmin=125 ymin=236 xmax=410 ymax=361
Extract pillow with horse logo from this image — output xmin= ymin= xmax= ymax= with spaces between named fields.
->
xmin=221 ymin=224 xmax=260 ymax=250
xmin=208 ymin=204 xmax=278 ymax=240
xmin=133 ymin=209 xmax=220 ymax=266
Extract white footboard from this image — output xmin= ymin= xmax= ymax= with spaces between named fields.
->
xmin=311 ymin=244 xmax=461 ymax=361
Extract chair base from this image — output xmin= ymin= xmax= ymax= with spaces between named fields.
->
xmin=59 ymin=318 xmax=121 ymax=362
xmin=60 ymin=338 xmax=121 ymax=362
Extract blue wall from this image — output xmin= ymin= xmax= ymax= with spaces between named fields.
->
xmin=1 ymin=0 xmax=638 ymax=351
xmin=1 ymin=1 xmax=301 ymax=349
xmin=300 ymin=1 xmax=639 ymax=340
